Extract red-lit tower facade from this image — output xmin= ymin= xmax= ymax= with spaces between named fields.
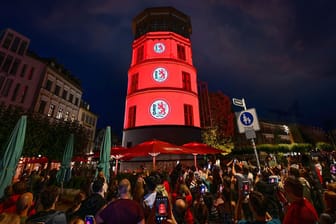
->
xmin=122 ymin=7 xmax=201 ymax=147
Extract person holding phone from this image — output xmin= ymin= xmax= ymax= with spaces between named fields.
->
xmin=95 ymin=178 xmax=145 ymax=224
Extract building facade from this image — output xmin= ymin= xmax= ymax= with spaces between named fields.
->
xmin=122 ymin=7 xmax=201 ymax=147
xmin=78 ymin=101 xmax=98 ymax=153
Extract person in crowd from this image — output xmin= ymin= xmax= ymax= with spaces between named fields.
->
xmin=26 ymin=185 xmax=67 ymax=224
xmin=95 ymin=178 xmax=145 ymax=224
xmin=0 ymin=212 xmax=21 ymax=224
xmin=282 ymin=175 xmax=318 ymax=224
xmin=16 ymin=192 xmax=34 ymax=224
xmin=172 ymin=198 xmax=188 ymax=224
xmin=191 ymin=192 xmax=209 ymax=224
xmin=96 ymin=169 xmax=108 ymax=197
xmin=66 ymin=191 xmax=87 ymax=222
xmin=319 ymin=190 xmax=336 ymax=224
xmin=236 ymin=190 xmax=280 ymax=224
xmin=74 ymin=177 xmax=106 ymax=220
xmin=0 ymin=181 xmax=27 ymax=214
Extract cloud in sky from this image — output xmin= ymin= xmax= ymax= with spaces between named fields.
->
xmin=1 ymin=0 xmax=336 ymax=132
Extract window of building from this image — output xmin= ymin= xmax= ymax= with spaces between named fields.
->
xmin=81 ymin=113 xmax=85 ymax=122
xmin=20 ymin=86 xmax=28 ymax=103
xmin=130 ymin=73 xmax=139 ymax=93
xmin=45 ymin=80 xmax=53 ymax=91
xmin=71 ymin=114 xmax=75 ymax=122
xmin=64 ymin=111 xmax=69 ymax=121
xmin=54 ymin=85 xmax=61 ymax=96
xmin=69 ymin=94 xmax=73 ymax=103
xmin=182 ymin=71 xmax=191 ymax=91
xmin=62 ymin=90 xmax=68 ymax=100
xmin=2 ymin=32 xmax=14 ymax=49
xmin=10 ymin=37 xmax=20 ymax=53
xmin=0 ymin=76 xmax=5 ymax=91
xmin=38 ymin=100 xmax=46 ymax=113
xmin=18 ymin=41 xmax=27 ymax=55
xmin=56 ymin=107 xmax=63 ymax=119
xmin=48 ymin=104 xmax=55 ymax=117
xmin=184 ymin=104 xmax=194 ymax=126
xmin=9 ymin=58 xmax=21 ymax=76
xmin=0 ymin=30 xmax=5 ymax=43
xmin=0 ymin=51 xmax=5 ymax=67
xmin=20 ymin=64 xmax=27 ymax=77
xmin=128 ymin=106 xmax=136 ymax=128
xmin=2 ymin=55 xmax=13 ymax=73
xmin=28 ymin=67 xmax=34 ymax=80
xmin=136 ymin=45 xmax=144 ymax=63
xmin=11 ymin=83 xmax=20 ymax=101
xmin=177 ymin=44 xmax=186 ymax=61
xmin=1 ymin=79 xmax=13 ymax=97
xmin=75 ymin=97 xmax=79 ymax=106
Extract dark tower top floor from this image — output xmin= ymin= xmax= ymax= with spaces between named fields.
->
xmin=132 ymin=7 xmax=192 ymax=40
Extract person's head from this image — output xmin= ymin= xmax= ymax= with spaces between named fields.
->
xmin=16 ymin=192 xmax=34 ymax=215
xmin=327 ymin=182 xmax=336 ymax=193
xmin=92 ymin=178 xmax=104 ymax=193
xmin=323 ymin=190 xmax=336 ymax=211
xmin=284 ymin=175 xmax=303 ymax=202
xmin=12 ymin=181 xmax=26 ymax=195
xmin=0 ymin=212 xmax=20 ymax=224
xmin=39 ymin=185 xmax=60 ymax=210
xmin=145 ymin=174 xmax=158 ymax=192
xmin=174 ymin=198 xmax=187 ymax=215
xmin=249 ymin=191 xmax=266 ymax=218
xmin=118 ymin=178 xmax=131 ymax=196
xmin=289 ymin=167 xmax=300 ymax=178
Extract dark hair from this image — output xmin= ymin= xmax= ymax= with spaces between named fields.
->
xmin=12 ymin=181 xmax=26 ymax=194
xmin=92 ymin=177 xmax=104 ymax=193
xmin=284 ymin=175 xmax=303 ymax=197
xmin=40 ymin=186 xmax=60 ymax=210
xmin=249 ymin=191 xmax=266 ymax=217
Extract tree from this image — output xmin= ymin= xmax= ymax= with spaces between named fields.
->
xmin=202 ymin=126 xmax=234 ymax=153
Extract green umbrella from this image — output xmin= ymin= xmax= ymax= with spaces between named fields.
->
xmin=0 ymin=115 xmax=27 ymax=198
xmin=98 ymin=126 xmax=111 ymax=182
xmin=56 ymin=134 xmax=74 ymax=184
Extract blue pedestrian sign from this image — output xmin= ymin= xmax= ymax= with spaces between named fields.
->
xmin=236 ymin=108 xmax=260 ymax=133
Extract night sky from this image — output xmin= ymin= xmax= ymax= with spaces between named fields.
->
xmin=1 ymin=0 xmax=336 ymax=137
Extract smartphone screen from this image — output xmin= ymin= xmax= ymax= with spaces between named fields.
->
xmin=155 ymin=196 xmax=168 ymax=223
xmin=330 ymin=164 xmax=336 ymax=174
xmin=242 ymin=181 xmax=250 ymax=195
xmin=85 ymin=215 xmax=94 ymax=224
xmin=268 ymin=176 xmax=279 ymax=184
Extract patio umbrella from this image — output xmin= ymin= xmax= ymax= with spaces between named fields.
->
xmin=182 ymin=142 xmax=223 ymax=168
xmin=0 ymin=115 xmax=27 ymax=198
xmin=129 ymin=139 xmax=190 ymax=169
xmin=110 ymin=146 xmax=128 ymax=175
xmin=98 ymin=126 xmax=111 ymax=182
xmin=56 ymin=134 xmax=74 ymax=184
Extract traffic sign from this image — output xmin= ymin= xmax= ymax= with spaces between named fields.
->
xmin=236 ymin=108 xmax=260 ymax=133
xmin=232 ymin=98 xmax=246 ymax=109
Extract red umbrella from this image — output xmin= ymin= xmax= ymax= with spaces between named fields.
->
xmin=127 ymin=140 xmax=190 ymax=169
xmin=182 ymin=142 xmax=223 ymax=168
xmin=72 ymin=156 xmax=87 ymax=163
xmin=110 ymin=146 xmax=131 ymax=175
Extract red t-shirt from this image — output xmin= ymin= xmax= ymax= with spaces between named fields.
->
xmin=283 ymin=198 xmax=318 ymax=224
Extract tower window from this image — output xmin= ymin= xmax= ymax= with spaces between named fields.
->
xmin=10 ymin=37 xmax=20 ymax=53
xmin=128 ymin=106 xmax=136 ymax=128
xmin=136 ymin=45 xmax=144 ymax=63
xmin=18 ymin=41 xmax=27 ymax=55
xmin=28 ymin=67 xmax=35 ymax=80
xmin=130 ymin=73 xmax=139 ymax=93
xmin=177 ymin=44 xmax=186 ymax=61
xmin=2 ymin=32 xmax=14 ymax=49
xmin=182 ymin=71 xmax=191 ymax=91
xmin=184 ymin=104 xmax=194 ymax=126
xmin=11 ymin=83 xmax=20 ymax=101
xmin=20 ymin=86 xmax=28 ymax=103
xmin=2 ymin=55 xmax=13 ymax=73
xmin=0 ymin=51 xmax=5 ymax=67
xmin=1 ymin=79 xmax=13 ymax=97
xmin=20 ymin=64 xmax=27 ymax=77
xmin=9 ymin=58 xmax=21 ymax=76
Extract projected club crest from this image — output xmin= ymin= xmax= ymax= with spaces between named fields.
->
xmin=150 ymin=100 xmax=169 ymax=119
xmin=153 ymin=67 xmax=168 ymax=82
xmin=154 ymin=43 xmax=165 ymax=53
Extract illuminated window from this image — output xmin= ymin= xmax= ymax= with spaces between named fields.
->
xmin=56 ymin=107 xmax=63 ymax=119
xmin=48 ymin=104 xmax=55 ymax=117
xmin=2 ymin=32 xmax=13 ymax=49
xmin=11 ymin=83 xmax=20 ymax=101
xmin=38 ymin=100 xmax=46 ymax=113
xmin=182 ymin=71 xmax=191 ymax=91
xmin=130 ymin=73 xmax=139 ymax=93
xmin=184 ymin=104 xmax=194 ymax=126
xmin=128 ymin=106 xmax=136 ymax=128
xmin=20 ymin=86 xmax=28 ymax=103
xmin=64 ymin=111 xmax=69 ymax=121
xmin=177 ymin=44 xmax=186 ymax=61
xmin=136 ymin=45 xmax=144 ymax=63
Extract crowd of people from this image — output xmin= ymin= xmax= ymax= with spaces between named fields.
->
xmin=0 ymin=151 xmax=335 ymax=224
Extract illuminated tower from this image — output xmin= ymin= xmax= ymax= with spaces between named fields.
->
xmin=122 ymin=7 xmax=201 ymax=147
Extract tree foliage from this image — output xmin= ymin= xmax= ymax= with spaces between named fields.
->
xmin=201 ymin=126 xmax=234 ymax=153
xmin=0 ymin=104 xmax=89 ymax=161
